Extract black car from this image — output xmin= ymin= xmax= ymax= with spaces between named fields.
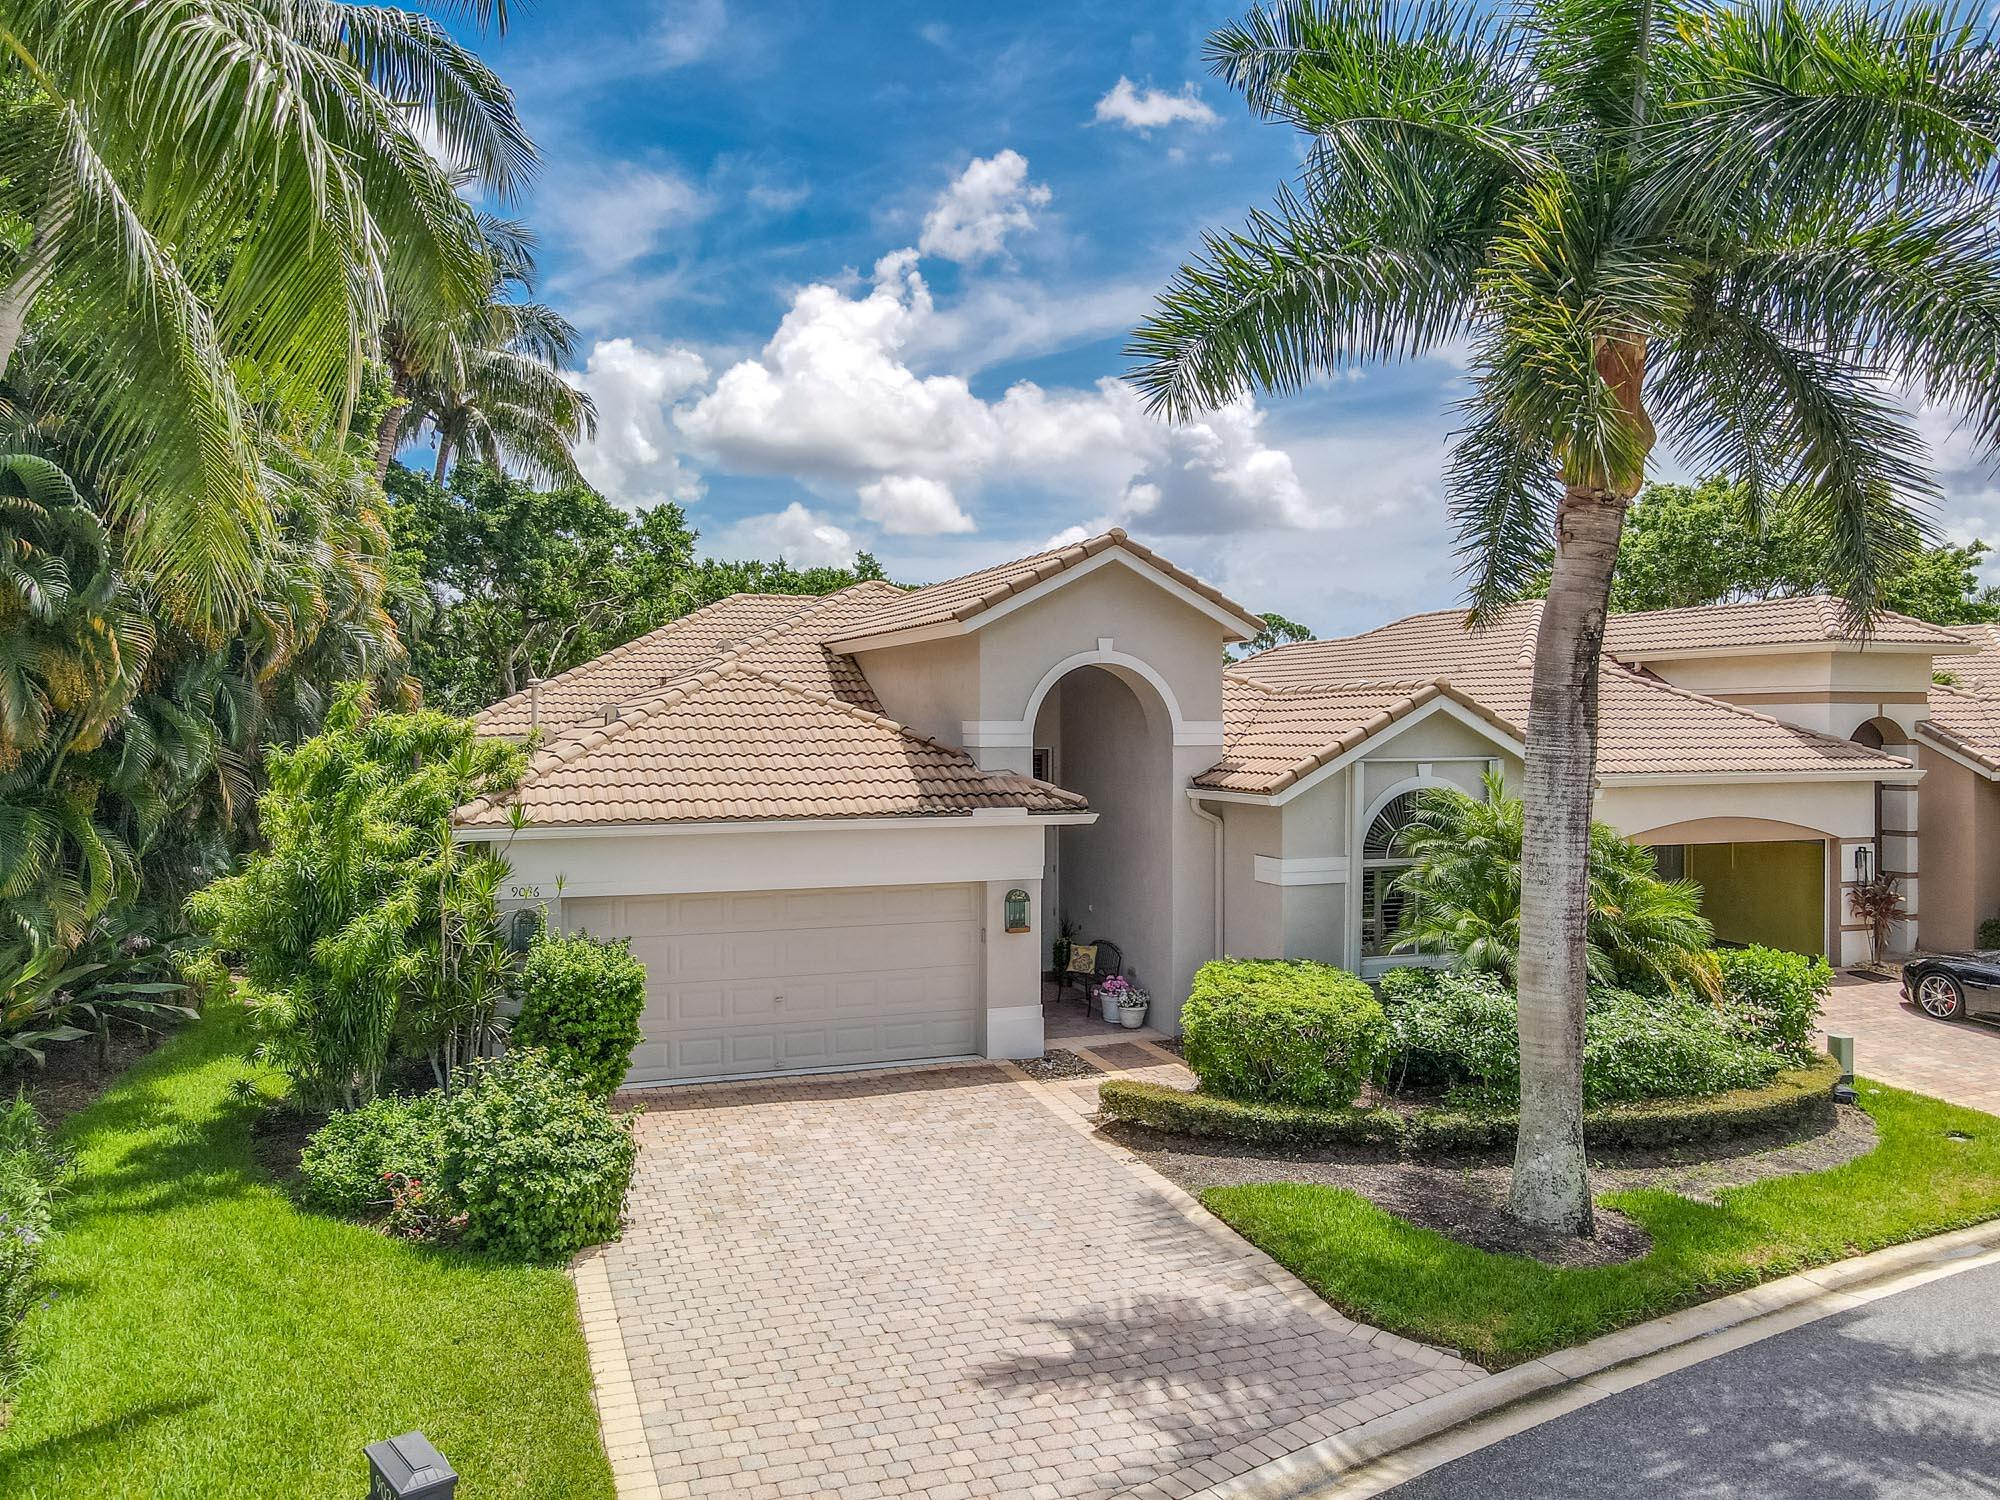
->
xmin=1901 ymin=953 xmax=2000 ymax=1022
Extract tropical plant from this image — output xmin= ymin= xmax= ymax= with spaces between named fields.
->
xmin=0 ymin=0 xmax=529 ymax=626
xmin=0 ymin=1091 xmax=64 ymax=1394
xmin=1389 ymin=774 xmax=1718 ymax=996
xmin=1129 ymin=0 xmax=2000 ymax=1232
xmin=1849 ymin=873 xmax=1905 ymax=962
xmin=383 ymin=217 xmax=598 ymax=485
xmin=185 ymin=685 xmax=525 ymax=1107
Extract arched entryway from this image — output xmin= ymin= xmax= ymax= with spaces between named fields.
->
xmin=1031 ymin=664 xmax=1175 ymax=998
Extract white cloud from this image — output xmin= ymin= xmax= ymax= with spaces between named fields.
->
xmin=918 ymin=150 xmax=1052 ymax=263
xmin=708 ymin=503 xmax=858 ymax=568
xmin=676 ymin=249 xmax=1329 ymax=536
xmin=655 ymin=0 xmax=727 ymax=67
xmin=549 ymin=164 xmax=709 ymax=272
xmin=858 ymin=475 xmax=975 ymax=535
xmin=570 ymin=339 xmax=711 ymax=509
xmin=918 ymin=21 xmax=951 ymax=47
xmin=1093 ymin=77 xmax=1219 ymax=133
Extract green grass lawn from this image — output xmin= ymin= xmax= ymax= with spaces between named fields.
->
xmin=1206 ymin=1081 xmax=2000 ymax=1370
xmin=0 ymin=1001 xmax=615 ymax=1500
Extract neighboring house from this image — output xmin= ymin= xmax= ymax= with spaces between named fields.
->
xmin=454 ymin=531 xmax=1957 ymax=1086
xmin=1913 ymin=623 xmax=2000 ymax=950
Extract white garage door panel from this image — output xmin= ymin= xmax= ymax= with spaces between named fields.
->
xmin=564 ymin=884 xmax=983 ymax=1083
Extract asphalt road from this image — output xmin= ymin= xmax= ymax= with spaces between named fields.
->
xmin=1383 ymin=1257 xmax=2000 ymax=1499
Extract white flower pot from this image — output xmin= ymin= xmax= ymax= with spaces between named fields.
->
xmin=1118 ymin=1002 xmax=1148 ymax=1030
xmin=1099 ymin=991 xmax=1123 ymax=1023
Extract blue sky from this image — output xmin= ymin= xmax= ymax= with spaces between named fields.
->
xmin=455 ymin=0 xmax=2000 ymax=636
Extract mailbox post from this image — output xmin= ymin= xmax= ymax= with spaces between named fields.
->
xmin=365 ymin=1432 xmax=457 ymax=1500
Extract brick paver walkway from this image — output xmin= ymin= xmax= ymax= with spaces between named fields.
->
xmin=583 ymin=1060 xmax=1478 ymax=1500
xmin=1822 ymin=974 xmax=2000 ymax=1114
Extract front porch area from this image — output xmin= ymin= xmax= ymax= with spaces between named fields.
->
xmin=1040 ymin=979 xmax=1172 ymax=1046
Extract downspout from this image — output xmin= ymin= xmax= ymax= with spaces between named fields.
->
xmin=1191 ymin=798 xmax=1224 ymax=959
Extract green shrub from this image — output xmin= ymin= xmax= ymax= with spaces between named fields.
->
xmin=299 ymin=1091 xmax=450 ymax=1217
xmin=1374 ymin=968 xmax=1785 ymax=1105
xmin=1715 ymin=945 xmax=1832 ymax=1060
xmin=1376 ymin=968 xmax=1518 ymax=1090
xmin=1098 ymin=1054 xmax=1843 ymax=1155
xmin=1182 ymin=959 xmax=1388 ymax=1107
xmin=513 ymin=932 xmax=648 ymax=1096
xmin=440 ymin=1049 xmax=636 ymax=1261
xmin=1979 ymin=917 xmax=2000 ymax=950
xmin=0 ymin=1096 xmax=64 ymax=1394
xmin=1581 ymin=989 xmax=1786 ymax=1106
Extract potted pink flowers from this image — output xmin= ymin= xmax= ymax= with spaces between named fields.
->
xmin=1097 ymin=975 xmax=1149 ymax=1028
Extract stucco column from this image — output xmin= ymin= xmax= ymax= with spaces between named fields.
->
xmin=1161 ymin=741 xmax=1225 ymax=1032
xmin=1878 ymin=751 xmax=1920 ymax=954
xmin=982 ymin=877 xmax=1044 ymax=1059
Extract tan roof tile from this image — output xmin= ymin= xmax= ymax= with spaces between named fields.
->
xmin=827 ymin=528 xmax=1262 ymax=644
xmin=1920 ymin=685 xmax=2000 ymax=774
xmin=1221 ymin=600 xmax=1911 ymax=789
xmin=1193 ymin=679 xmax=1523 ymax=794
xmin=1937 ymin=621 xmax=2000 ymax=697
xmin=1604 ymin=596 xmax=1972 ymax=657
xmin=457 ymin=660 xmax=1086 ymax=828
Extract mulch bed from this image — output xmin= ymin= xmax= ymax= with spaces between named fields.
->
xmin=4 ymin=1026 xmax=174 ymax=1132
xmin=1017 ymin=1049 xmax=1098 ymax=1082
xmin=1111 ymin=1103 xmax=1879 ymax=1269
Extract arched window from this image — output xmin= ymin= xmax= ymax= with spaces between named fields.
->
xmin=1359 ymin=790 xmax=1424 ymax=958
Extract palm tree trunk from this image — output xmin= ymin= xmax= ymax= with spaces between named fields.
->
xmin=432 ymin=435 xmax=454 ymax=485
xmin=1509 ymin=334 xmax=1653 ymax=1236
xmin=0 ymin=184 xmax=73 ymax=379
xmin=372 ymin=372 xmax=411 ymax=481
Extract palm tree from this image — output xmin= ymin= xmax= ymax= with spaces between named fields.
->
xmin=377 ymin=217 xmax=597 ymax=486
xmin=1130 ymin=0 xmax=2000 ymax=1232
xmin=0 ymin=0 xmax=532 ymax=628
xmin=1391 ymin=773 xmax=1717 ymax=995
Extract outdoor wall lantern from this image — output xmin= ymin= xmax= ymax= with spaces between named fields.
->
xmin=1854 ymin=845 xmax=1875 ymax=886
xmin=365 ymin=1432 xmax=457 ymax=1500
xmin=1004 ymin=888 xmax=1032 ymax=933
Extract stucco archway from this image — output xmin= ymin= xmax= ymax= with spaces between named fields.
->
xmin=1032 ymin=663 xmax=1175 ymax=1002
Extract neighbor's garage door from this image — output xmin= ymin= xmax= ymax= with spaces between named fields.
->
xmin=562 ymin=884 xmax=983 ymax=1084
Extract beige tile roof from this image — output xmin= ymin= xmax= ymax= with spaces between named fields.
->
xmin=1223 ymin=601 xmax=1912 ymax=787
xmin=1936 ymin=621 xmax=2000 ymax=697
xmin=475 ymin=584 xmax=900 ymax=739
xmin=458 ymin=659 xmax=1087 ymax=828
xmin=1603 ymin=595 xmax=1972 ymax=657
xmin=827 ymin=528 xmax=1262 ymax=644
xmin=1920 ymin=685 xmax=2000 ymax=775
xmin=1193 ymin=679 xmax=1522 ymax=794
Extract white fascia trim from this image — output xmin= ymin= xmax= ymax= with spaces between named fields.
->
xmin=1614 ymin=639 xmax=1975 ymax=664
xmin=1912 ymin=729 xmax=2000 ymax=781
xmin=1252 ymin=854 xmax=1350 ymax=886
xmin=1264 ymin=697 xmax=1524 ymax=807
xmin=457 ymin=811 xmax=1098 ymax=842
xmin=1596 ymin=769 xmax=1923 ymax=786
xmin=832 ymin=547 xmax=1265 ymax=651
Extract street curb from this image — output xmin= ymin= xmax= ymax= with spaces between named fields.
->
xmin=1185 ymin=1218 xmax=2000 ymax=1500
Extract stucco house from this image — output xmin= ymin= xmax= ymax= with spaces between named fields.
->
xmin=456 ymin=529 xmax=1964 ymax=1086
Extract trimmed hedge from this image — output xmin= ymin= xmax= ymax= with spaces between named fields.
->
xmin=513 ymin=931 xmax=649 ymax=1096
xmin=1182 ymin=958 xmax=1387 ymax=1107
xmin=1099 ymin=1052 xmax=1844 ymax=1156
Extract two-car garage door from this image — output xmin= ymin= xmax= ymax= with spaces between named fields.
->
xmin=562 ymin=883 xmax=983 ymax=1085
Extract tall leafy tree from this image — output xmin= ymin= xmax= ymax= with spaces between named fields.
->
xmin=1130 ymin=0 xmax=2000 ymax=1231
xmin=389 ymin=464 xmax=888 ymax=711
xmin=0 ymin=0 xmax=530 ymax=626
xmin=1525 ymin=477 xmax=2000 ymax=621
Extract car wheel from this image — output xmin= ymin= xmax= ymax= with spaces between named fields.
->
xmin=1917 ymin=972 xmax=1966 ymax=1021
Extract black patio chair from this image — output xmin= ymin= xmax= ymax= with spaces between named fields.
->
xmin=1059 ymin=938 xmax=1124 ymax=1012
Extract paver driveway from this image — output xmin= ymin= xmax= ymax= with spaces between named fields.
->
xmin=581 ymin=1060 xmax=1478 ymax=1500
xmin=1822 ymin=973 xmax=2000 ymax=1114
